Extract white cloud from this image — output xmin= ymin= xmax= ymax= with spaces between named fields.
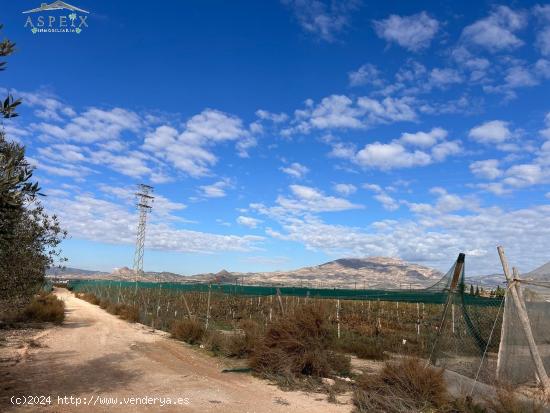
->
xmin=356 ymin=142 xmax=431 ymax=170
xmin=348 ymin=64 xmax=383 ymax=87
xmin=534 ymin=5 xmax=550 ymax=56
xmin=470 ymin=159 xmax=503 ymax=180
xmin=199 ymin=179 xmax=232 ymax=198
xmin=237 ymin=216 xmax=262 ymax=228
xmin=399 ymin=127 xmax=447 ymax=147
xmin=255 ymin=109 xmax=289 ymax=123
xmin=280 ymin=162 xmax=309 ymax=179
xmin=144 ymin=109 xmax=255 ymax=177
xmin=282 ymin=0 xmax=360 ymax=42
xmin=254 ymin=191 xmax=550 ymax=273
xmin=33 ymin=107 xmax=141 ymax=143
xmin=428 ymin=68 xmax=463 ymax=88
xmin=333 ymin=183 xmax=357 ymax=196
xmin=276 ymin=184 xmax=363 ymax=213
xmin=460 ymin=6 xmax=527 ymax=52
xmin=373 ymin=12 xmax=439 ymax=52
xmin=45 ymin=193 xmax=262 ymax=254
xmin=363 ymin=183 xmax=399 ymax=211
xmin=283 ymin=94 xmax=416 ymax=135
xmin=541 ymin=112 xmax=550 ymax=139
xmin=468 ymin=120 xmax=512 ymax=144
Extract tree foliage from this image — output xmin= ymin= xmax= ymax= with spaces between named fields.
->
xmin=0 ymin=24 xmax=66 ymax=316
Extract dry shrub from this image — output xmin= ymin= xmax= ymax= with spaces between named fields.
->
xmin=225 ymin=319 xmax=262 ymax=358
xmin=103 ymin=302 xmax=140 ymax=323
xmin=20 ymin=293 xmax=65 ymax=324
xmin=202 ymin=330 xmax=229 ymax=355
xmin=250 ymin=304 xmax=350 ymax=379
xmin=75 ymin=292 xmax=100 ymax=305
xmin=485 ymin=387 xmax=543 ymax=413
xmin=353 ymin=357 xmax=449 ymax=413
xmin=171 ymin=318 xmax=205 ymax=345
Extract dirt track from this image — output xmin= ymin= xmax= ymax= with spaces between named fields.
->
xmin=1 ymin=288 xmax=351 ymax=412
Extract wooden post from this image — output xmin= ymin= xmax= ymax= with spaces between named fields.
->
xmin=276 ymin=288 xmax=285 ymax=315
xmin=336 ymin=299 xmax=341 ymax=339
xmin=430 ymin=253 xmax=465 ymax=365
xmin=497 ymin=246 xmax=550 ymax=391
xmin=205 ymin=284 xmax=212 ymax=330
xmin=182 ymin=293 xmax=193 ymax=319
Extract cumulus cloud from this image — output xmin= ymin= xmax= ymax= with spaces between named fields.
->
xmin=198 ymin=179 xmax=232 ymax=198
xmin=282 ymin=0 xmax=360 ymax=42
xmin=283 ymin=94 xmax=417 ymax=135
xmin=363 ymin=183 xmax=399 ymax=211
xmin=460 ymin=6 xmax=527 ymax=52
xmin=468 ymin=120 xmax=512 ymax=144
xmin=470 ymin=159 xmax=503 ymax=180
xmin=373 ymin=12 xmax=439 ymax=52
xmin=144 ymin=109 xmax=256 ymax=177
xmin=351 ymin=128 xmax=459 ymax=170
xmin=253 ymin=190 xmax=550 ymax=273
xmin=356 ymin=142 xmax=432 ymax=170
xmin=280 ymin=162 xmax=309 ymax=179
xmin=399 ymin=127 xmax=447 ymax=147
xmin=333 ymin=183 xmax=357 ymax=196
xmin=348 ymin=63 xmax=384 ymax=87
xmin=44 ymin=193 xmax=262 ymax=254
xmin=276 ymin=185 xmax=363 ymax=213
xmin=237 ymin=216 xmax=262 ymax=228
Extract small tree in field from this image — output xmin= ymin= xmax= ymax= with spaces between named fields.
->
xmin=0 ymin=24 xmax=66 ymax=318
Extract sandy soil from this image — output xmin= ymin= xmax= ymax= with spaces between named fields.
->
xmin=0 ymin=288 xmax=351 ymax=413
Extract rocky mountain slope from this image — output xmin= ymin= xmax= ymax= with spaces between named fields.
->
xmin=189 ymin=257 xmax=443 ymax=289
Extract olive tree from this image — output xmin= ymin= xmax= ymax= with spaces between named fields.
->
xmin=0 ymin=24 xmax=66 ymax=317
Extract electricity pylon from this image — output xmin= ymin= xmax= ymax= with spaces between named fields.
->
xmin=133 ymin=184 xmax=154 ymax=280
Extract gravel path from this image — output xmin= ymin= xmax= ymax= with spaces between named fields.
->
xmin=0 ymin=288 xmax=351 ymax=413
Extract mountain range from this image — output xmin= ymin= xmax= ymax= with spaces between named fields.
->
xmin=47 ymin=257 xmax=550 ymax=291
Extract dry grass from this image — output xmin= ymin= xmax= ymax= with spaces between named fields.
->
xmin=171 ymin=319 xmax=205 ymax=345
xmin=250 ymin=304 xmax=350 ymax=380
xmin=337 ymin=332 xmax=388 ymax=360
xmin=75 ymin=292 xmax=100 ymax=305
xmin=353 ymin=357 xmax=449 ymax=413
xmin=485 ymin=386 xmax=543 ymax=413
xmin=19 ymin=293 xmax=65 ymax=324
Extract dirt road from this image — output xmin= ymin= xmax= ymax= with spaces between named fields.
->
xmin=1 ymin=289 xmax=351 ymax=413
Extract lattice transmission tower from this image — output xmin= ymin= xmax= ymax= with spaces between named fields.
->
xmin=133 ymin=184 xmax=154 ymax=279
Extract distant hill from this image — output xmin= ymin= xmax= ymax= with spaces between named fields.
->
xmin=525 ymin=261 xmax=550 ymax=280
xmin=188 ymin=257 xmax=443 ymax=289
xmin=46 ymin=266 xmax=185 ymax=282
xmin=47 ymin=267 xmax=109 ymax=277
xmin=47 ymin=257 xmax=443 ymax=289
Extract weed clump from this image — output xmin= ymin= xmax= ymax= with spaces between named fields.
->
xmin=225 ymin=319 xmax=262 ymax=358
xmin=171 ymin=319 xmax=205 ymax=344
xmin=75 ymin=292 xmax=100 ymax=305
xmin=250 ymin=304 xmax=350 ymax=380
xmin=20 ymin=293 xmax=65 ymax=324
xmin=353 ymin=357 xmax=448 ymax=413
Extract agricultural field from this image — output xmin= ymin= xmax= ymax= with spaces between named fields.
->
xmin=70 ymin=280 xmax=504 ymax=384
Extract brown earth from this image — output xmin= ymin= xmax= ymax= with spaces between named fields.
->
xmin=0 ymin=288 xmax=351 ymax=413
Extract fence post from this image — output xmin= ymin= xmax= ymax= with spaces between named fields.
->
xmin=429 ymin=253 xmax=464 ymax=365
xmin=205 ymin=284 xmax=212 ymax=330
xmin=497 ymin=246 xmax=550 ymax=392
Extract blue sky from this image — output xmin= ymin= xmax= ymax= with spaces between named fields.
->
xmin=2 ymin=0 xmax=550 ymax=275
